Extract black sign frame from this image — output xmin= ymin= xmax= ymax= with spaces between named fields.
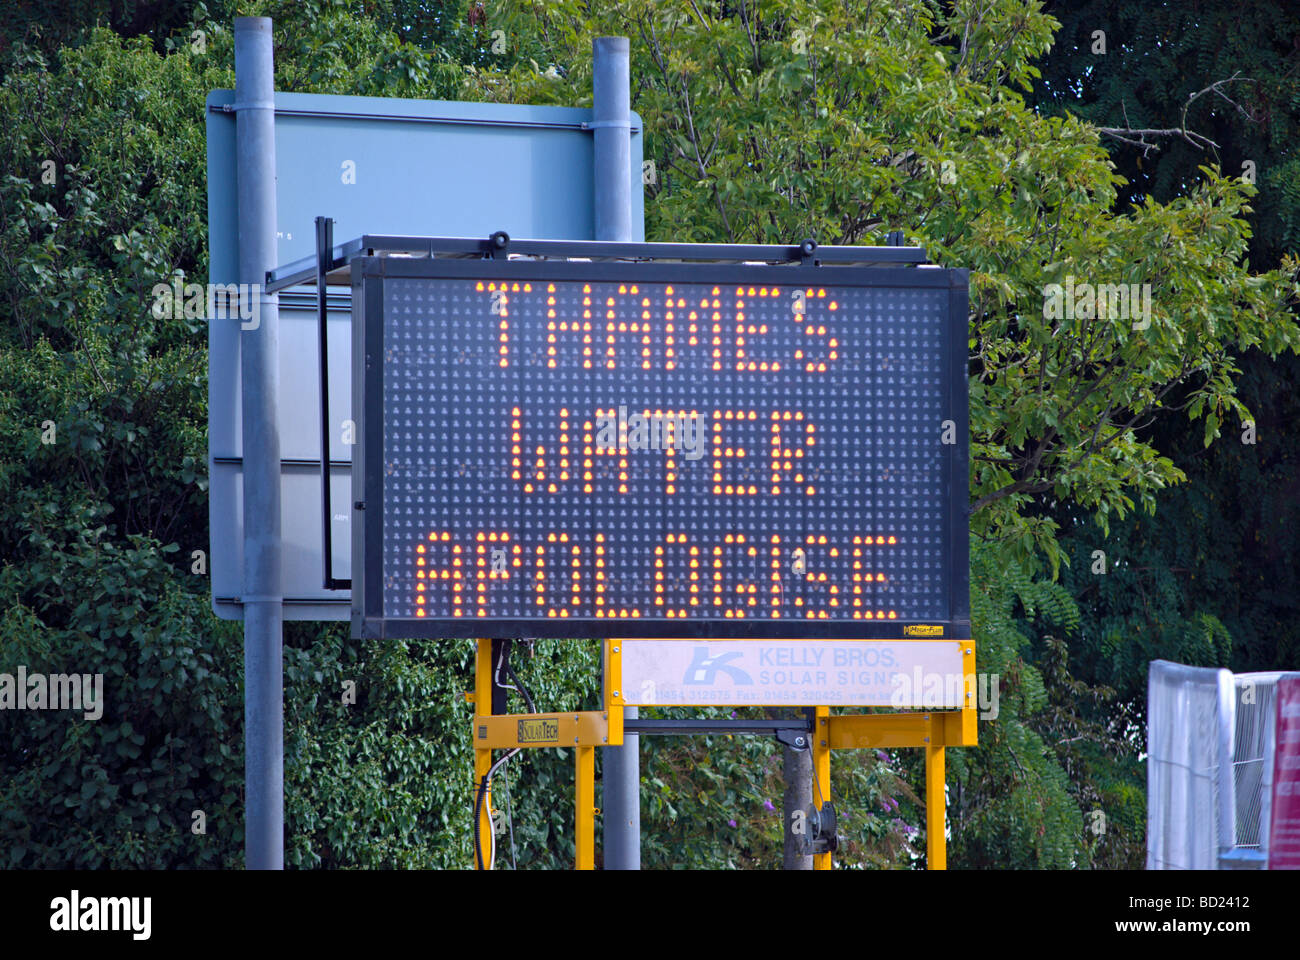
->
xmin=351 ymin=244 xmax=969 ymax=640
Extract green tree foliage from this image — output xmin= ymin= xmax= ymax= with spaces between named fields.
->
xmin=3 ymin=0 xmax=1297 ymax=870
xmin=1031 ymin=0 xmax=1300 ymax=268
xmin=0 ymin=0 xmax=230 ymax=68
xmin=0 ymin=22 xmax=241 ymax=868
xmin=0 ymin=4 xmax=593 ymax=870
xmin=1026 ymin=347 xmax=1300 ymax=868
xmin=461 ymin=0 xmax=1299 ymax=868
xmin=1042 ymin=345 xmax=1300 ymax=717
xmin=1019 ymin=0 xmax=1300 ymax=866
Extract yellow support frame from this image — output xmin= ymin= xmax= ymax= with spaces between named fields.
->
xmin=816 ymin=641 xmax=976 ymax=869
xmin=926 ymin=742 xmax=946 ymax=870
xmin=473 ymin=638 xmax=494 ymax=870
xmin=812 ymin=705 xmax=832 ymax=870
xmin=473 ymin=711 xmax=614 ymax=749
xmin=471 ymin=640 xmax=626 ymax=870
xmin=575 ymin=745 xmax=596 ymax=869
xmin=470 ymin=637 xmax=975 ymax=871
xmin=824 ymin=709 xmax=977 ymax=750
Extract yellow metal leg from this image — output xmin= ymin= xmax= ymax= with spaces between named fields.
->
xmin=475 ymin=747 xmax=494 ymax=870
xmin=925 ymin=743 xmax=946 ymax=870
xmin=575 ymin=745 xmax=596 ymax=870
xmin=474 ymin=639 xmax=494 ymax=870
xmin=812 ymin=705 xmax=832 ymax=870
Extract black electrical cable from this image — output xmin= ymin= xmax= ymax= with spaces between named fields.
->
xmin=494 ymin=639 xmax=537 ymax=714
xmin=494 ymin=640 xmax=519 ymax=698
xmin=502 ymin=759 xmax=519 ymax=870
xmin=473 ymin=639 xmax=539 ymax=869
xmin=473 ymin=775 xmax=487 ymax=870
xmin=474 ymin=747 xmax=519 ymax=870
xmin=503 ymin=654 xmax=536 ymax=714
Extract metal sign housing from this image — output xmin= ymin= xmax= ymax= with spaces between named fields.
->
xmin=348 ymin=237 xmax=969 ymax=640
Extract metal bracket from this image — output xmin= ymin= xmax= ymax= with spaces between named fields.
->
xmin=622 ymin=717 xmax=812 ymax=736
xmin=315 ymin=215 xmax=350 ymax=591
xmin=798 ymin=237 xmax=819 ymax=266
xmin=268 ymin=235 xmax=929 ymax=288
xmin=224 ymin=99 xmax=275 ymax=113
xmin=485 ymin=230 xmax=510 ymax=259
xmin=777 ymin=707 xmax=814 ymax=749
xmin=776 ymin=727 xmax=810 ymax=750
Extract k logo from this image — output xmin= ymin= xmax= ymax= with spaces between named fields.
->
xmin=683 ymin=647 xmax=753 ymax=685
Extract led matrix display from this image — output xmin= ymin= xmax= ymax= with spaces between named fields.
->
xmin=355 ymin=259 xmax=968 ymax=639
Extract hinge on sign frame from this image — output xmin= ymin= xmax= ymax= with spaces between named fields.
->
xmin=776 ymin=728 xmax=810 ymax=750
xmin=775 ymin=707 xmax=815 ymax=750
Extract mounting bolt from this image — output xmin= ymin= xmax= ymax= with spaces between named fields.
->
xmin=923 ymin=736 xmax=930 ymax=743
xmin=965 ymin=648 xmax=972 ymax=655
xmin=821 ymin=740 xmax=827 ymax=747
xmin=794 ymin=736 xmax=806 ymax=748
xmin=490 ymin=230 xmax=509 ymax=250
xmin=574 ymin=736 xmax=579 ymax=743
xmin=612 ymin=646 xmax=620 ymax=653
xmin=613 ymin=690 xmax=620 ymax=698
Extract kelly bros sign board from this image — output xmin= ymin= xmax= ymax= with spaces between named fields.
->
xmin=351 ymin=251 xmax=969 ymax=640
xmin=621 ymin=638 xmax=969 ymax=707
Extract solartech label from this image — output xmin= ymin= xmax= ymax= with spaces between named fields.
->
xmin=517 ymin=717 xmax=560 ymax=744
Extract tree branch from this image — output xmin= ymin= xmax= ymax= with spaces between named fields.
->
xmin=1096 ymin=73 xmax=1254 ymax=157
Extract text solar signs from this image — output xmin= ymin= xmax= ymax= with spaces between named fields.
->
xmin=351 ymin=253 xmax=969 ymax=639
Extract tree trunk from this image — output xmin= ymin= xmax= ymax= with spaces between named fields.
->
xmin=782 ymin=727 xmax=813 ymax=869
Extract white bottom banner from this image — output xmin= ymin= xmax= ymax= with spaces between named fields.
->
xmin=620 ymin=639 xmax=969 ymax=707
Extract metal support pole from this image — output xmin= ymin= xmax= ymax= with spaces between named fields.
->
xmin=235 ymin=16 xmax=283 ymax=871
xmin=926 ymin=743 xmax=947 ymax=869
xmin=782 ymin=735 xmax=813 ymax=869
xmin=593 ymin=36 xmax=632 ymax=244
xmin=812 ymin=706 xmax=832 ymax=870
xmin=594 ymin=34 xmax=639 ymax=870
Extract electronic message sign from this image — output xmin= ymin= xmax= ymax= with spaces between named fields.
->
xmin=351 ymin=252 xmax=968 ymax=639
